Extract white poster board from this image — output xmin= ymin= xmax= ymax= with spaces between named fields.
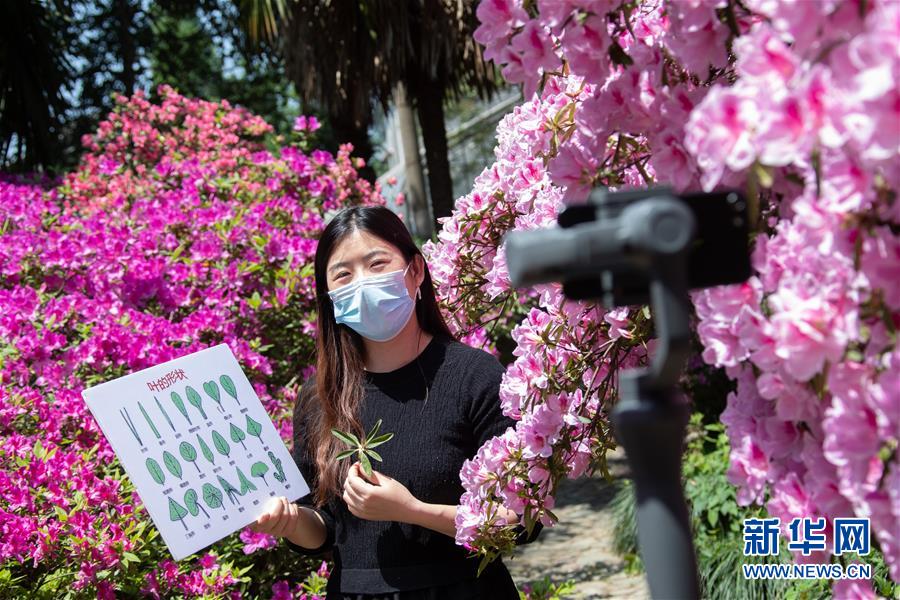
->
xmin=82 ymin=343 xmax=309 ymax=560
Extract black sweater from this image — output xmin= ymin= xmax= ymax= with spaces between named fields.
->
xmin=285 ymin=332 xmax=543 ymax=595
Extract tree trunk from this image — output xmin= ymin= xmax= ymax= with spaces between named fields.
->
xmin=114 ymin=0 xmax=136 ymax=93
xmin=393 ymin=83 xmax=431 ymax=239
xmin=329 ymin=110 xmax=377 ymax=184
xmin=413 ymin=79 xmax=453 ymax=233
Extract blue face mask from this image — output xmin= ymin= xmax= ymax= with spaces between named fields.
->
xmin=327 ymin=261 xmax=416 ymax=342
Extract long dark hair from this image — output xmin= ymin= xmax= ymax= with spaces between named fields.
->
xmin=306 ymin=205 xmax=456 ymax=506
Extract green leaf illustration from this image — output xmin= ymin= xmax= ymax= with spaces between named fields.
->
xmin=202 ymin=483 xmax=223 ymax=509
xmin=229 ymin=422 xmax=247 ymax=450
xmin=138 ymin=401 xmax=161 ymax=440
xmin=250 ymin=461 xmax=269 ymax=486
xmin=155 ymin=396 xmax=176 ymax=432
xmin=203 ymin=380 xmax=220 ymax=402
xmin=268 ymin=450 xmax=285 ymax=483
xmin=179 ymin=441 xmax=200 ymax=473
xmin=217 ymin=474 xmax=242 ymax=505
xmin=162 ymin=450 xmax=183 ymax=480
xmin=236 ymin=467 xmax=257 ymax=495
xmin=184 ymin=488 xmax=209 ymax=518
xmin=186 ymin=385 xmax=207 ymax=420
xmin=203 ymin=380 xmax=224 ymax=412
xmin=197 ymin=434 xmax=215 ymax=465
xmin=220 ymin=374 xmax=238 ymax=404
xmin=211 ymin=430 xmax=230 ymax=457
xmin=146 ymin=457 xmax=165 ymax=485
xmin=168 ymin=496 xmax=189 ymax=530
xmin=244 ymin=415 xmax=262 ymax=440
xmin=170 ymin=391 xmax=192 ymax=425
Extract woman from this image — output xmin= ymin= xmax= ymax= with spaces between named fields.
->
xmin=248 ymin=205 xmax=542 ymax=599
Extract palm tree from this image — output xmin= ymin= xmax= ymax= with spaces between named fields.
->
xmin=242 ymin=0 xmax=501 ymax=231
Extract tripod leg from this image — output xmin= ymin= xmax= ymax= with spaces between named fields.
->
xmin=612 ymin=381 xmax=699 ymax=600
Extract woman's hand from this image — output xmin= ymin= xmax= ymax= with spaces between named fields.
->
xmin=247 ymin=496 xmax=301 ymax=538
xmin=342 ymin=462 xmax=419 ymax=522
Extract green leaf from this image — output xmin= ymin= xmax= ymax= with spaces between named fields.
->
xmin=229 ymin=422 xmax=246 ymax=444
xmin=184 ymin=488 xmax=201 ymax=517
xmin=217 ymin=474 xmax=242 ymax=501
xmin=753 ymin=161 xmax=775 ymax=188
xmin=365 ymin=449 xmax=383 ymax=462
xmin=245 ymin=415 xmax=262 ymax=439
xmin=250 ymin=461 xmax=269 ymax=478
xmin=197 ymin=435 xmax=215 ymax=464
xmin=168 ymin=496 xmax=188 ymax=521
xmin=179 ymin=441 xmax=197 ymax=463
xmin=146 ymin=457 xmax=165 ymax=485
xmin=203 ymin=380 xmax=221 ymax=404
xmin=170 ymin=391 xmax=191 ymax=425
xmin=247 ymin=291 xmax=262 ymax=310
xmin=202 ymin=483 xmax=223 ymax=509
xmin=53 ymin=505 xmax=69 ymax=522
xmin=366 ymin=419 xmax=382 ymax=441
xmin=236 ymin=467 xmax=257 ymax=494
xmin=212 ymin=430 xmax=231 ymax=457
xmin=220 ymin=374 xmax=238 ymax=401
xmin=335 ymin=449 xmax=355 ymax=460
xmin=122 ymin=551 xmax=139 ymax=564
xmin=186 ymin=386 xmax=207 ymax=420
xmin=358 ymin=453 xmax=372 ymax=478
xmin=163 ymin=450 xmax=183 ymax=480
xmin=367 ymin=432 xmax=394 ymax=448
xmin=330 ymin=428 xmax=360 ymax=448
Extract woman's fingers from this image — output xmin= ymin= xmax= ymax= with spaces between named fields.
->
xmin=343 ymin=481 xmax=364 ymax=507
xmin=269 ymin=496 xmax=291 ymax=536
xmin=252 ymin=496 xmax=287 ymax=535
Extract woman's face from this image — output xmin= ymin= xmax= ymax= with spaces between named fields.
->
xmin=325 ymin=229 xmax=419 ymax=299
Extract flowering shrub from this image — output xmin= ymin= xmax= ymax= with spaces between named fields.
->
xmin=426 ymin=0 xmax=899 ymax=593
xmin=0 ymin=85 xmax=384 ymax=597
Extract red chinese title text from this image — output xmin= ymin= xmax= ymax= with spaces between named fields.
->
xmin=147 ymin=369 xmax=187 ymax=392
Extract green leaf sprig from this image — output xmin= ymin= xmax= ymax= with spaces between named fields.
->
xmin=331 ymin=418 xmax=394 ymax=481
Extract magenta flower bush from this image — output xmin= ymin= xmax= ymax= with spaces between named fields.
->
xmin=0 ymin=85 xmax=384 ymax=597
xmin=424 ymin=0 xmax=898 ymax=593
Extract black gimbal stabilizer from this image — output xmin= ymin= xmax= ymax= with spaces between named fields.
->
xmin=502 ymin=187 xmax=752 ymax=599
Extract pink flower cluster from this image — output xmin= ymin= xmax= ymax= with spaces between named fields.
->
xmin=0 ymin=85 xmax=382 ymax=595
xmin=435 ymin=0 xmax=898 ymax=591
xmin=141 ymin=554 xmax=238 ymax=598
